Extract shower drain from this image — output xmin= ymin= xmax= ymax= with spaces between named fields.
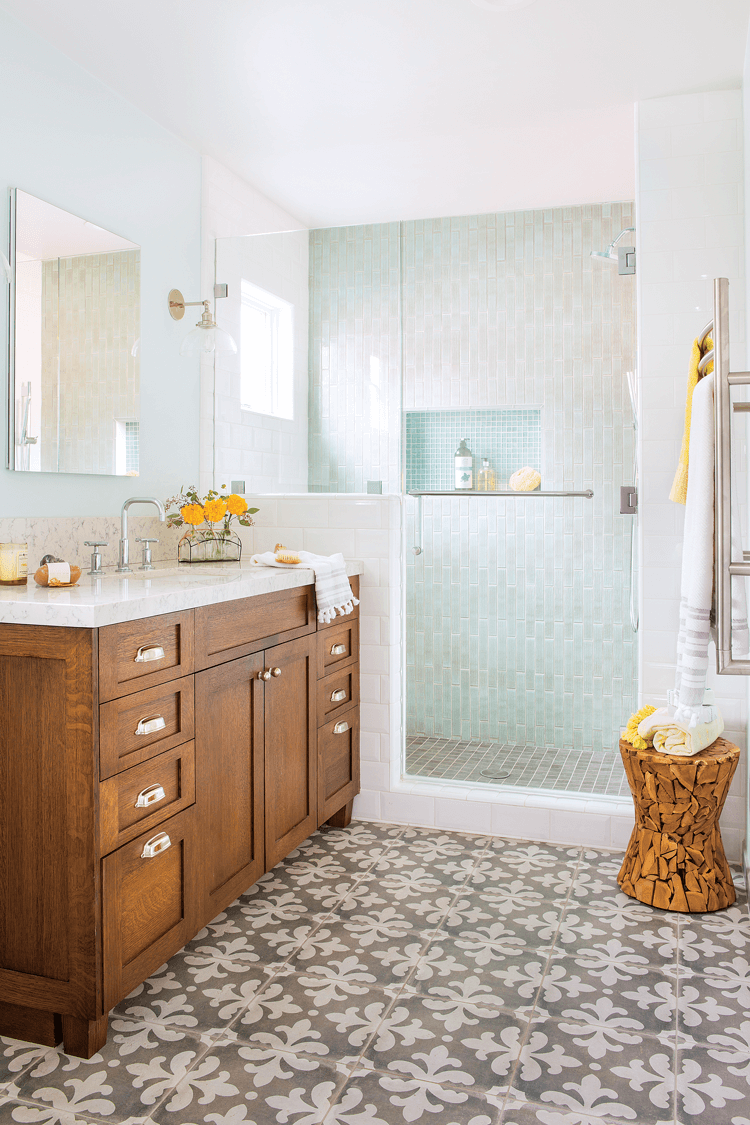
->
xmin=480 ymin=770 xmax=511 ymax=780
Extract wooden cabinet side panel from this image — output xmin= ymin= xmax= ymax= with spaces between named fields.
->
xmin=195 ymin=654 xmax=265 ymax=925
xmin=264 ymin=633 xmax=317 ymax=869
xmin=0 ymin=625 xmax=100 ymax=1019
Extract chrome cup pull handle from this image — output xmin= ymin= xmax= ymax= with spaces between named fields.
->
xmin=333 ymin=720 xmax=350 ymax=735
xmin=135 ymin=784 xmax=166 ymax=809
xmin=331 ymin=643 xmax=347 ymax=656
xmin=140 ymin=832 xmax=171 ymax=859
xmin=135 ymin=644 xmax=165 ymax=663
xmin=331 ymin=689 xmax=347 ymax=702
xmin=135 ymin=715 xmax=166 ymax=737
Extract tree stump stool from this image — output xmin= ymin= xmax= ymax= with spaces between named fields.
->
xmin=618 ymin=736 xmax=739 ymax=913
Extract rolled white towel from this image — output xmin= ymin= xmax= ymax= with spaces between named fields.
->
xmin=637 ymin=705 xmax=724 ymax=757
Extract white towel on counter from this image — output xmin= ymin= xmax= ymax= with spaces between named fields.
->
xmin=250 ymin=550 xmax=359 ymax=624
xmin=674 ymin=371 xmax=750 ymax=727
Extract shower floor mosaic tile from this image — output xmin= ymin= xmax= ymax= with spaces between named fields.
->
xmin=1 ymin=820 xmax=748 ymax=1125
xmin=405 ymin=736 xmax=630 ymax=797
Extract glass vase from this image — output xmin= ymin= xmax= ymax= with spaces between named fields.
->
xmin=178 ymin=529 xmax=242 ymax=564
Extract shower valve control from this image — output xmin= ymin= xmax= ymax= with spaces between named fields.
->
xmin=620 ymin=486 xmax=638 ymax=515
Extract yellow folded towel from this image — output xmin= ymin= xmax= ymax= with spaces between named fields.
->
xmin=670 ymin=336 xmax=713 ymax=505
xmin=637 ymin=705 xmax=723 ymax=757
xmin=509 ymin=467 xmax=541 ymax=492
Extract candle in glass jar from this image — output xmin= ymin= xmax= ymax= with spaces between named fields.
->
xmin=0 ymin=542 xmax=28 ymax=585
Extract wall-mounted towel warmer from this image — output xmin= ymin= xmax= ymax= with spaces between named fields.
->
xmin=708 ymin=277 xmax=750 ymax=674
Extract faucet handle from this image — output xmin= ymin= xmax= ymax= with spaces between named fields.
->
xmin=84 ymin=540 xmax=107 ymax=576
xmin=135 ymin=537 xmax=159 ymax=571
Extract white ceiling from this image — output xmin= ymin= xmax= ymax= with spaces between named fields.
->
xmin=3 ymin=0 xmax=749 ymax=227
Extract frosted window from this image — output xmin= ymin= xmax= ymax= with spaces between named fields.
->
xmin=240 ymin=279 xmax=293 ymax=419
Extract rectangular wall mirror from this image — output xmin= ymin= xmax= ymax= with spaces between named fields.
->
xmin=8 ymin=188 xmax=141 ymax=475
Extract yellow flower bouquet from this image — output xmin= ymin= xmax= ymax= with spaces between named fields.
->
xmin=165 ymin=485 xmax=259 ymax=564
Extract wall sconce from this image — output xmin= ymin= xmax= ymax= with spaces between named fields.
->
xmin=168 ymin=286 xmax=237 ymax=357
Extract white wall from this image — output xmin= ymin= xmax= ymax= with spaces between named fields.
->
xmin=199 ymin=157 xmax=308 ymax=495
xmin=0 ymin=7 xmax=201 ymax=516
xmin=636 ymin=89 xmax=747 ymax=861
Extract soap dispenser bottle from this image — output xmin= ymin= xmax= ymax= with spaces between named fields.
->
xmin=454 ymin=438 xmax=473 ymax=490
xmin=477 ymin=456 xmax=496 ymax=491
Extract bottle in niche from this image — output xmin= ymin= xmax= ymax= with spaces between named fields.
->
xmin=454 ymin=438 xmax=473 ymax=490
xmin=477 ymin=456 xmax=496 ymax=491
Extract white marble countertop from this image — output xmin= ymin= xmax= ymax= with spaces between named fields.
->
xmin=0 ymin=558 xmax=364 ymax=628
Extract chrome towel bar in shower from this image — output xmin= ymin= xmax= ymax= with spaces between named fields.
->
xmin=408 ymin=488 xmax=594 ymax=555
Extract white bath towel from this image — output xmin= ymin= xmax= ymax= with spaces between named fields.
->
xmin=250 ymin=550 xmax=359 ymax=624
xmin=674 ymin=372 xmax=749 ymax=725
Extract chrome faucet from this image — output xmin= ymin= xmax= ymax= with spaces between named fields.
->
xmin=117 ymin=497 xmax=166 ymax=573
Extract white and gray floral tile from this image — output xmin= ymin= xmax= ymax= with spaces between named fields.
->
xmin=0 ymin=821 xmax=748 ymax=1125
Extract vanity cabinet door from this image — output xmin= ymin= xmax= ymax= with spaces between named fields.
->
xmin=263 ymin=633 xmax=317 ymax=869
xmin=102 ymin=806 xmax=197 ymax=1012
xmin=195 ymin=652 xmax=265 ymax=928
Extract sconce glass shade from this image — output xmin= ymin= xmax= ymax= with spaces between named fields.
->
xmin=179 ymin=324 xmax=237 ymax=357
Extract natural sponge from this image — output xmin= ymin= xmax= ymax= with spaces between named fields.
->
xmin=622 ymin=704 xmax=657 ymax=750
xmin=509 ymin=467 xmax=541 ymax=492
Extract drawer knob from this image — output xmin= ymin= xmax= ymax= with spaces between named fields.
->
xmin=135 ymin=644 xmax=165 ymax=664
xmin=135 ymin=714 xmax=167 ymax=737
xmin=258 ymin=669 xmax=271 ymax=681
xmin=333 ymin=720 xmax=350 ymax=734
xmin=140 ymin=831 xmax=171 ymax=859
xmin=135 ymin=784 xmax=166 ymax=809
xmin=331 ymin=689 xmax=347 ymax=702
xmin=270 ymin=666 xmax=282 ymax=677
xmin=331 ymin=643 xmax=347 ymax=656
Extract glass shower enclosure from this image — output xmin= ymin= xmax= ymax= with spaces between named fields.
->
xmin=215 ymin=200 xmax=638 ymax=800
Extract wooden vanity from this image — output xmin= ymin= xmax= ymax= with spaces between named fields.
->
xmin=0 ymin=575 xmax=359 ymax=1057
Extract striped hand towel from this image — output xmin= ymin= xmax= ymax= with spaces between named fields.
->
xmin=250 ymin=550 xmax=359 ymax=624
xmin=674 ymin=372 xmax=749 ymax=724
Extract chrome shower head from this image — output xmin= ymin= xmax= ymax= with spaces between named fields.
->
xmin=590 ymin=227 xmax=635 ymax=264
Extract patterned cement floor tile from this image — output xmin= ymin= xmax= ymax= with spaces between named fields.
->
xmin=331 ymin=1063 xmax=503 ymax=1125
xmin=0 ymin=1039 xmax=59 ymax=1093
xmin=231 ymin=969 xmax=400 ymax=1061
xmin=581 ymin=893 xmax=683 ymax=943
xmin=499 ymin=1098 xmax=636 ymax=1125
xmin=149 ymin=1041 xmax=349 ymax=1125
xmin=360 ymin=993 xmax=530 ymax=1094
xmin=9 ymin=1022 xmax=215 ymax=1124
xmin=401 ymin=969 xmax=539 ymax=1021
xmin=676 ymin=970 xmax=750 ymax=1045
xmin=675 ymin=1043 xmax=749 ymax=1123
xmin=532 ymin=959 xmax=678 ymax=1036
xmin=283 ymin=924 xmax=433 ymax=989
xmin=434 ymin=893 xmax=564 ymax=952
xmin=326 ymin=878 xmax=462 ymax=935
xmin=113 ymin=958 xmax=274 ymax=1037
xmin=509 ymin=1031 xmax=675 ymax=1125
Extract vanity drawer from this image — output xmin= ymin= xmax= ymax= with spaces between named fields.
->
xmin=99 ymin=610 xmax=194 ymax=702
xmin=99 ymin=742 xmax=195 ymax=856
xmin=317 ymin=575 xmax=360 ymax=629
xmin=99 ymin=676 xmax=195 ymax=779
xmin=317 ymin=665 xmax=359 ymax=726
xmin=102 ymin=805 xmax=197 ymax=1012
xmin=318 ymin=618 xmax=359 ymax=678
xmin=317 ymin=710 xmax=360 ymax=824
xmin=195 ymin=584 xmax=315 ymax=670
